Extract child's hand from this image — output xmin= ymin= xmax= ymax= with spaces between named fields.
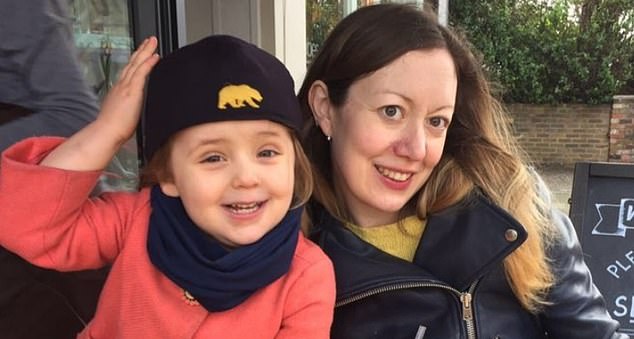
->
xmin=97 ymin=37 xmax=160 ymax=144
xmin=39 ymin=37 xmax=159 ymax=171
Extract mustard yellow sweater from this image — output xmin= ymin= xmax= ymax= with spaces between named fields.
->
xmin=345 ymin=216 xmax=426 ymax=262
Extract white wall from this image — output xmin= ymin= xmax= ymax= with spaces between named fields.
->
xmin=178 ymin=0 xmax=306 ymax=92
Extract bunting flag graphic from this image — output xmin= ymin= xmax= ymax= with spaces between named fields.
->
xmin=592 ymin=198 xmax=634 ymax=237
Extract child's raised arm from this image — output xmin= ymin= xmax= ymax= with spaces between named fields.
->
xmin=40 ymin=37 xmax=159 ymax=171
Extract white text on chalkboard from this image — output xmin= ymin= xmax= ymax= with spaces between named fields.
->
xmin=606 ymin=250 xmax=634 ymax=279
xmin=613 ymin=295 xmax=634 ymax=324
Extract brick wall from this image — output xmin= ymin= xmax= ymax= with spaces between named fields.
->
xmin=506 ymin=95 xmax=634 ymax=168
xmin=507 ymin=103 xmax=611 ymax=168
xmin=609 ymin=95 xmax=634 ymax=162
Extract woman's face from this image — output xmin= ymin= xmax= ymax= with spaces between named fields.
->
xmin=317 ymin=48 xmax=457 ymax=227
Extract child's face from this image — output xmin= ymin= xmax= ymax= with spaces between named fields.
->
xmin=159 ymin=120 xmax=295 ymax=248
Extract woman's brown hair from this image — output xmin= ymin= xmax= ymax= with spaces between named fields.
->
xmin=298 ymin=3 xmax=555 ymax=312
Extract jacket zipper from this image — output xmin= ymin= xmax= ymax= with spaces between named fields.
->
xmin=460 ymin=282 xmax=478 ymax=339
xmin=336 ymin=281 xmax=479 ymax=339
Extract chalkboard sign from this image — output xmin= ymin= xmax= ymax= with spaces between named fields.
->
xmin=570 ymin=161 xmax=634 ymax=336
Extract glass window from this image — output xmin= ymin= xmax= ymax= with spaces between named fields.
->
xmin=69 ymin=0 xmax=138 ymax=192
xmin=306 ymin=0 xmax=425 ymax=64
xmin=70 ymin=0 xmax=133 ymax=99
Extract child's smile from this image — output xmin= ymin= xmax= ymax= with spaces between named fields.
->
xmin=225 ymin=201 xmax=265 ymax=215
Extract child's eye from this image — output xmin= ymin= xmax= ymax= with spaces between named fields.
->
xmin=427 ymin=116 xmax=450 ymax=129
xmin=203 ymin=154 xmax=224 ymax=163
xmin=258 ymin=149 xmax=280 ymax=158
xmin=381 ymin=105 xmax=403 ymax=120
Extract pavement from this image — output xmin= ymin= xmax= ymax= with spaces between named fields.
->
xmin=536 ymin=166 xmax=575 ymax=215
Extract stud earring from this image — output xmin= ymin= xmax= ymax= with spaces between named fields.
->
xmin=326 ymin=135 xmax=331 ymax=142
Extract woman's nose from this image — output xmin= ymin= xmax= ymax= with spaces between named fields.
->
xmin=393 ymin=124 xmax=426 ymax=161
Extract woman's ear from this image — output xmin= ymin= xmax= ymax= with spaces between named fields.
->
xmin=159 ymin=180 xmax=180 ymax=197
xmin=308 ymin=80 xmax=334 ymax=138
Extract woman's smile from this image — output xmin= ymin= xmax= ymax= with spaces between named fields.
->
xmin=375 ymin=165 xmax=414 ymax=182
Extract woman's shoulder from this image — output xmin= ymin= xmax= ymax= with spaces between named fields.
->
xmin=545 ymin=207 xmax=581 ymax=258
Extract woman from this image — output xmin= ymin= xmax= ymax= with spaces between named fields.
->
xmin=299 ymin=3 xmax=626 ymax=339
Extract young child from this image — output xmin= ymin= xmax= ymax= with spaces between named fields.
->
xmin=0 ymin=35 xmax=335 ymax=338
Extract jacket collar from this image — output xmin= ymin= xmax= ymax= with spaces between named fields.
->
xmin=309 ymin=191 xmax=527 ymax=298
xmin=413 ymin=192 xmax=527 ymax=290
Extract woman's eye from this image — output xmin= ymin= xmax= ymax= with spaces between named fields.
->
xmin=203 ymin=154 xmax=224 ymax=163
xmin=381 ymin=105 xmax=403 ymax=119
xmin=258 ymin=149 xmax=280 ymax=158
xmin=428 ymin=116 xmax=449 ymax=129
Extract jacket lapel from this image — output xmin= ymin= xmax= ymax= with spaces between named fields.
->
xmin=413 ymin=193 xmax=527 ymax=290
xmin=310 ymin=192 xmax=528 ymax=298
xmin=311 ymin=205 xmax=440 ymax=300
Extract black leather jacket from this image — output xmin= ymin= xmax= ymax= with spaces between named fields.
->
xmin=309 ymin=192 xmax=628 ymax=339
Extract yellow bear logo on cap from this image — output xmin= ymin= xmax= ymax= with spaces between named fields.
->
xmin=217 ymin=84 xmax=263 ymax=109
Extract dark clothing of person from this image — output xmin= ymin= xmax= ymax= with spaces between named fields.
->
xmin=0 ymin=1 xmax=104 ymax=338
xmin=0 ymin=0 xmax=98 ymax=150
xmin=0 ymin=250 xmax=106 ymax=339
xmin=309 ymin=191 xmax=628 ymax=339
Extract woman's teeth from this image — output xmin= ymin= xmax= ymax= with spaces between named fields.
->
xmin=377 ymin=166 xmax=412 ymax=182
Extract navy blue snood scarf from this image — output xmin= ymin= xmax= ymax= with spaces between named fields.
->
xmin=147 ymin=186 xmax=300 ymax=312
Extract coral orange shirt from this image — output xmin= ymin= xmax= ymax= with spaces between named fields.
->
xmin=0 ymin=137 xmax=335 ymax=339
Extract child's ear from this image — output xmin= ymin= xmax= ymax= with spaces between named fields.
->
xmin=308 ymin=80 xmax=334 ymax=138
xmin=159 ymin=181 xmax=180 ymax=197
